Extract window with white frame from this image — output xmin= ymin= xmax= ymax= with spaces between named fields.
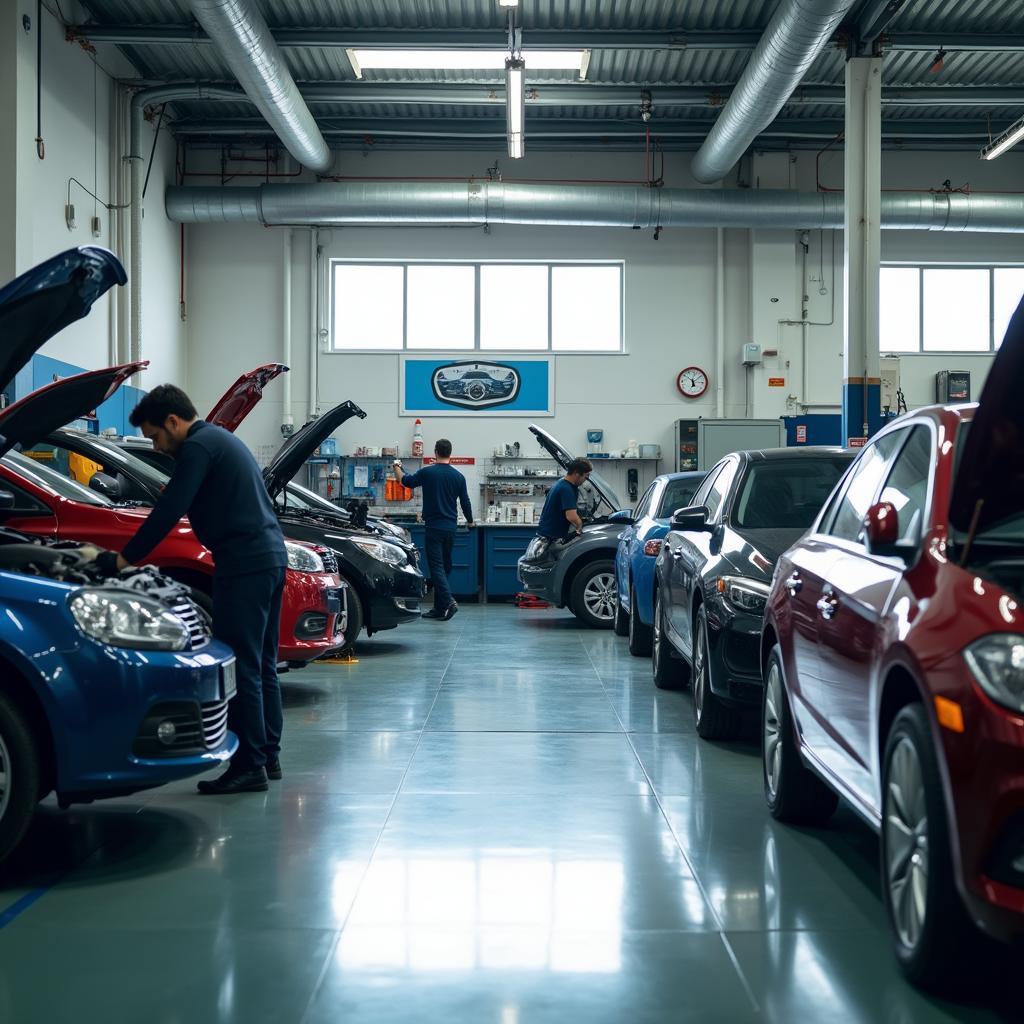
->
xmin=330 ymin=260 xmax=624 ymax=353
xmin=880 ymin=265 xmax=1024 ymax=353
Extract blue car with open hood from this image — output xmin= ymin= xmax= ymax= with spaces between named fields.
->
xmin=0 ymin=247 xmax=238 ymax=862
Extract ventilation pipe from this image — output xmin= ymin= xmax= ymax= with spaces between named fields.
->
xmin=188 ymin=0 xmax=332 ymax=173
xmin=165 ymin=182 xmax=1024 ymax=233
xmin=128 ymin=85 xmax=242 ymax=381
xmin=690 ymin=0 xmax=858 ymax=184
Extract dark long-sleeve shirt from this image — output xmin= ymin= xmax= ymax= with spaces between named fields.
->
xmin=121 ymin=420 xmax=287 ymax=577
xmin=401 ymin=462 xmax=473 ymax=532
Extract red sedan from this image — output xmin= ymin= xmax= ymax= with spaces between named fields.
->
xmin=761 ymin=311 xmax=1024 ymax=989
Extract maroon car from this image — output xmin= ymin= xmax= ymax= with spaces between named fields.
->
xmin=760 ymin=302 xmax=1024 ymax=989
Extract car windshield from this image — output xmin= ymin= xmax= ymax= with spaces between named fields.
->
xmin=283 ymin=483 xmax=345 ymax=515
xmin=3 ymin=450 xmax=111 ymax=506
xmin=658 ymin=478 xmax=700 ymax=518
xmin=732 ymin=458 xmax=851 ymax=531
xmin=49 ymin=434 xmax=172 ymax=491
xmin=953 ymin=422 xmax=1024 ymax=542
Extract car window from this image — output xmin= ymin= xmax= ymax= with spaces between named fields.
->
xmin=704 ymin=460 xmax=738 ymax=522
xmin=658 ymin=477 xmax=700 ymax=518
xmin=0 ymin=477 xmax=48 ymax=515
xmin=878 ymin=426 xmax=933 ymax=551
xmin=732 ymin=457 xmax=853 ymax=530
xmin=691 ymin=464 xmax=723 ymax=511
xmin=827 ymin=432 xmax=906 ymax=543
xmin=633 ymin=484 xmax=656 ymax=521
xmin=2 ymin=451 xmax=111 ymax=506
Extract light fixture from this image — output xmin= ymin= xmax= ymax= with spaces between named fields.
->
xmin=346 ymin=49 xmax=588 ymax=78
xmin=498 ymin=0 xmax=519 ymax=6
xmin=981 ymin=113 xmax=1024 ymax=161
xmin=506 ymin=56 xmax=525 ymax=159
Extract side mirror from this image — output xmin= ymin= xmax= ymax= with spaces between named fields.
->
xmin=89 ymin=472 xmax=122 ymax=499
xmin=671 ymin=504 xmax=710 ymax=532
xmin=608 ymin=509 xmax=635 ymax=525
xmin=863 ymin=501 xmax=900 ymax=556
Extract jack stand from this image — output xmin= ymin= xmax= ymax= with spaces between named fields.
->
xmin=318 ymin=649 xmax=359 ymax=664
xmin=514 ymin=592 xmax=551 ymax=609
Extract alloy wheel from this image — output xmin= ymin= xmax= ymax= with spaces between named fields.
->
xmin=693 ymin=619 xmax=707 ymax=721
xmin=0 ymin=732 xmax=11 ymax=824
xmin=764 ymin=663 xmax=783 ymax=800
xmin=653 ymin=594 xmax=663 ymax=672
xmin=583 ymin=572 xmax=617 ymax=621
xmin=885 ymin=736 xmax=930 ymax=951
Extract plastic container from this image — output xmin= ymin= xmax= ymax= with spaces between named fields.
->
xmin=412 ymin=419 xmax=424 ymax=458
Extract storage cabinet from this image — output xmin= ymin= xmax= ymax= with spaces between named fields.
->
xmin=407 ymin=525 xmax=480 ymax=598
xmin=483 ymin=527 xmax=537 ymax=598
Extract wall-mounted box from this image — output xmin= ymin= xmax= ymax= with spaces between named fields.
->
xmin=742 ymin=343 xmax=762 ymax=366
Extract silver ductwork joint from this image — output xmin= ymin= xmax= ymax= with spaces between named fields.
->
xmin=189 ymin=0 xmax=332 ymax=173
xmin=691 ymin=0 xmax=857 ymax=184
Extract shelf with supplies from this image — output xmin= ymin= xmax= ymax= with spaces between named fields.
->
xmin=305 ymin=452 xmax=426 ymax=506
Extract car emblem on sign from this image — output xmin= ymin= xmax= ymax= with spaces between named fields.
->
xmin=431 ymin=361 xmax=521 ymax=410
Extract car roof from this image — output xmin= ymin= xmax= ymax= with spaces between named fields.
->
xmin=739 ymin=446 xmax=852 ymax=462
xmin=651 ymin=470 xmax=706 ymax=485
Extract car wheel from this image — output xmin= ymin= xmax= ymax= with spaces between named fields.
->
xmin=881 ymin=704 xmax=983 ymax=990
xmin=569 ymin=560 xmax=617 ymax=629
xmin=628 ymin=585 xmax=653 ymax=657
xmin=0 ymin=693 xmax=41 ymax=864
xmin=652 ymin=589 xmax=686 ymax=690
xmin=762 ymin=646 xmax=838 ymax=825
xmin=692 ymin=605 xmax=742 ymax=740
xmin=613 ymin=584 xmax=629 ymax=637
xmin=340 ymin=575 xmax=364 ymax=649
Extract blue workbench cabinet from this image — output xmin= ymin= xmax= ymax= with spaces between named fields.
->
xmin=483 ymin=527 xmax=537 ymax=598
xmin=407 ymin=526 xmax=481 ymax=597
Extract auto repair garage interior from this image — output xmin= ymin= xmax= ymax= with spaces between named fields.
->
xmin=2 ymin=0 xmax=1024 ymax=1020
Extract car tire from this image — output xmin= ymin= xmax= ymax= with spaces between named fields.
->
xmin=652 ymin=589 xmax=687 ymax=690
xmin=881 ymin=703 xmax=984 ymax=991
xmin=569 ymin=560 xmax=617 ymax=629
xmin=628 ymin=585 xmax=653 ymax=657
xmin=613 ymin=586 xmax=629 ymax=636
xmin=692 ymin=605 xmax=743 ymax=740
xmin=762 ymin=645 xmax=838 ymax=825
xmin=0 ymin=693 xmax=41 ymax=865
xmin=340 ymin=575 xmax=364 ymax=649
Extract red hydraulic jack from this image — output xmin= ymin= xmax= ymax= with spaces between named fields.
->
xmin=514 ymin=592 xmax=551 ymax=609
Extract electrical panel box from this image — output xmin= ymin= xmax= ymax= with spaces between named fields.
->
xmin=880 ymin=357 xmax=901 ymax=413
xmin=742 ymin=343 xmax=762 ymax=366
xmin=697 ymin=418 xmax=786 ymax=469
xmin=935 ymin=370 xmax=970 ymax=404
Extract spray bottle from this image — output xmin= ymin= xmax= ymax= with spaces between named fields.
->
xmin=412 ymin=418 xmax=424 ymax=458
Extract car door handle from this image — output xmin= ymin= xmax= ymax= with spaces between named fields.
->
xmin=671 ymin=547 xmax=683 ymax=559
xmin=784 ymin=573 xmax=802 ymax=596
xmin=816 ymin=594 xmax=839 ymax=619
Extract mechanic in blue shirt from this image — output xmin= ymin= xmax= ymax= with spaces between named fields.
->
xmin=536 ymin=458 xmax=593 ymax=541
xmin=396 ymin=439 xmax=474 ymax=621
xmin=95 ymin=384 xmax=287 ymax=796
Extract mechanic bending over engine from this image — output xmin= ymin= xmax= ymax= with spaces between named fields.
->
xmin=536 ymin=458 xmax=593 ymax=543
xmin=394 ymin=438 xmax=474 ymax=621
xmin=91 ymin=385 xmax=287 ymax=796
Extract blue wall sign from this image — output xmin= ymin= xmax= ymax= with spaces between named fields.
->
xmin=401 ymin=357 xmax=553 ymax=417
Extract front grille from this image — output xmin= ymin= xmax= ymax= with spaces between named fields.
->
xmin=319 ymin=548 xmax=339 ymax=574
xmin=169 ymin=599 xmax=210 ymax=650
xmin=202 ymin=698 xmax=230 ymax=750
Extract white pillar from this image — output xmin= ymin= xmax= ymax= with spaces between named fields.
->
xmin=842 ymin=56 xmax=883 ymax=442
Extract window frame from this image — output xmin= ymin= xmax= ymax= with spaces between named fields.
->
xmin=329 ymin=258 xmax=625 ymax=355
xmin=875 ymin=421 xmax=937 ymax=565
xmin=880 ymin=262 xmax=1024 ymax=355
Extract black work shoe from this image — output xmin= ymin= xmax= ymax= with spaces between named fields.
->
xmin=265 ymin=757 xmax=282 ymax=781
xmin=443 ymin=602 xmax=459 ymax=621
xmin=422 ymin=609 xmax=445 ymax=619
xmin=197 ymin=766 xmax=269 ymax=795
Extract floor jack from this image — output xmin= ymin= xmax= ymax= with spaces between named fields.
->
xmin=514 ymin=592 xmax=551 ymax=609
xmin=317 ymin=647 xmax=358 ymax=664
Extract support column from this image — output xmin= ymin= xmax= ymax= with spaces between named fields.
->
xmin=842 ymin=56 xmax=883 ymax=443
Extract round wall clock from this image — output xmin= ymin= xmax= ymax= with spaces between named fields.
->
xmin=677 ymin=366 xmax=709 ymax=399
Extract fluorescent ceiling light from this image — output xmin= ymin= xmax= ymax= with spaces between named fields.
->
xmin=506 ymin=57 xmax=525 ymax=159
xmin=498 ymin=0 xmax=520 ymax=6
xmin=347 ymin=49 xmax=588 ymax=78
xmin=981 ymin=113 xmax=1024 ymax=161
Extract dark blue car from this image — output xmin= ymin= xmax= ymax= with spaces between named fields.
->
xmin=0 ymin=247 xmax=237 ymax=861
xmin=613 ymin=471 xmax=705 ymax=656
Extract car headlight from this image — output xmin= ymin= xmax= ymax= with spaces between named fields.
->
xmin=382 ymin=522 xmax=412 ymax=545
xmin=350 ymin=537 xmax=407 ymax=566
xmin=524 ymin=536 xmax=551 ymax=561
xmin=69 ymin=589 xmax=190 ymax=651
xmin=717 ymin=575 xmax=771 ymax=614
xmin=964 ymin=634 xmax=1024 ymax=714
xmin=286 ymin=541 xmax=325 ymax=573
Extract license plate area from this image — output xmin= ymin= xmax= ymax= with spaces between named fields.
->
xmin=221 ymin=659 xmax=237 ymax=701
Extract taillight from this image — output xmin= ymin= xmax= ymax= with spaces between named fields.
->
xmin=644 ymin=539 xmax=663 ymax=557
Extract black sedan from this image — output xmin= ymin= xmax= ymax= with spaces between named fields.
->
xmin=652 ymin=447 xmax=853 ymax=740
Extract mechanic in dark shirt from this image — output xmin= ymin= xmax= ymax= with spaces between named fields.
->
xmin=396 ymin=438 xmax=474 ymax=620
xmin=97 ymin=385 xmax=288 ymax=795
xmin=536 ymin=458 xmax=593 ymax=541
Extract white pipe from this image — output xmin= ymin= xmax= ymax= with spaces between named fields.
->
xmin=715 ymin=227 xmax=725 ymax=418
xmin=308 ymin=228 xmax=318 ymax=419
xmin=107 ymin=84 xmax=119 ymax=366
xmin=282 ymin=228 xmax=293 ymax=432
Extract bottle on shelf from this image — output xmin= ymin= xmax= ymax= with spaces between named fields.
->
xmin=412 ymin=419 xmax=424 ymax=458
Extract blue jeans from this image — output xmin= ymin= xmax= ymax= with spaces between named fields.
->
xmin=425 ymin=527 xmax=456 ymax=612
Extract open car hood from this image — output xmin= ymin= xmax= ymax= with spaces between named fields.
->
xmin=207 ymin=363 xmax=289 ymax=432
xmin=528 ymin=423 xmax=623 ymax=514
xmin=0 ymin=246 xmax=126 ymax=392
xmin=0 ymin=362 xmax=147 ymax=457
xmin=950 ymin=291 xmax=1024 ymax=534
xmin=264 ymin=400 xmax=367 ymax=497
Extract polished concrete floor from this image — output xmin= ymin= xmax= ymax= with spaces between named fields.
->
xmin=0 ymin=605 xmax=1015 ymax=1022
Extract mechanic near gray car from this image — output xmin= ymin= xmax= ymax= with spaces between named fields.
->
xmin=94 ymin=385 xmax=287 ymax=796
xmin=395 ymin=439 xmax=474 ymax=621
xmin=536 ymin=458 xmax=592 ymax=541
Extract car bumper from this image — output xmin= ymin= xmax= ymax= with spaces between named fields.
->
xmin=932 ymin=657 xmax=1024 ymax=942
xmin=517 ymin=559 xmax=559 ymax=604
xmin=705 ymin=604 xmax=764 ymax=706
xmin=280 ymin=570 xmax=346 ymax=663
xmin=361 ymin=563 xmax=426 ymax=631
xmin=53 ymin=638 xmax=239 ymax=800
